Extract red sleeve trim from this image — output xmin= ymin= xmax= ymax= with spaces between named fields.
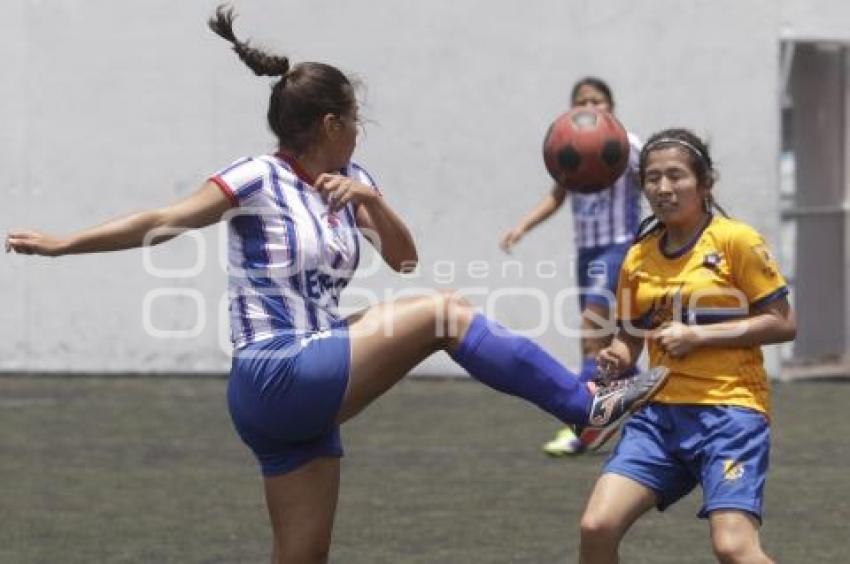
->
xmin=210 ymin=176 xmax=238 ymax=207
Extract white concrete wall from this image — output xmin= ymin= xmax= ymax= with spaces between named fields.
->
xmin=0 ymin=0 xmax=822 ymax=374
xmin=780 ymin=0 xmax=850 ymax=42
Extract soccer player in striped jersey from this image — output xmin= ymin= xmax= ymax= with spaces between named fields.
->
xmin=578 ymin=129 xmax=795 ymax=564
xmin=500 ymin=77 xmax=643 ymax=455
xmin=5 ymin=8 xmax=668 ymax=563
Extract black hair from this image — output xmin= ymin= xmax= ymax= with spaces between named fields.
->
xmin=209 ymin=5 xmax=356 ymax=154
xmin=570 ymin=77 xmax=615 ymax=109
xmin=635 ymin=128 xmax=728 ymax=242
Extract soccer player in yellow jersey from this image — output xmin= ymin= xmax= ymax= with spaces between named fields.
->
xmin=578 ymin=129 xmax=796 ymax=564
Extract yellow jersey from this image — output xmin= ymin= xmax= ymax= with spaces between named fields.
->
xmin=616 ymin=216 xmax=788 ymax=415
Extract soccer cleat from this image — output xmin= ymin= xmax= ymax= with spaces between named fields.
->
xmin=578 ymin=366 xmax=670 ymax=451
xmin=542 ymin=426 xmax=584 ymax=457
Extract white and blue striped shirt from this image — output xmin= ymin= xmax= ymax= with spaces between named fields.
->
xmin=570 ymin=132 xmax=642 ymax=249
xmin=211 ymin=155 xmax=375 ymax=349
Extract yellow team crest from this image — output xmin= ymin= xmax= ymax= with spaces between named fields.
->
xmin=723 ymin=459 xmax=745 ymax=481
xmin=750 ymin=244 xmax=778 ymax=279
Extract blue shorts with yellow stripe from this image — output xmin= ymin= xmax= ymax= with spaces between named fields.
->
xmin=603 ymin=403 xmax=770 ymax=521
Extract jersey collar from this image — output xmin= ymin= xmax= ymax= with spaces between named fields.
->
xmin=659 ymin=214 xmax=714 ymax=259
xmin=275 ymin=152 xmax=316 ymax=186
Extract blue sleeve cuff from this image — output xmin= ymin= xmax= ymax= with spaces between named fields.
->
xmin=751 ymin=286 xmax=789 ymax=310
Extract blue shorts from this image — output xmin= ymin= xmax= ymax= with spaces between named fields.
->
xmin=603 ymin=403 xmax=770 ymax=521
xmin=227 ymin=323 xmax=351 ymax=477
xmin=576 ymin=242 xmax=631 ymax=310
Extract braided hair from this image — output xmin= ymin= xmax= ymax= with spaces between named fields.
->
xmin=209 ymin=5 xmax=356 ymax=154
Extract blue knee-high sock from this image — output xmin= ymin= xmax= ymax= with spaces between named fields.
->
xmin=449 ymin=314 xmax=591 ymax=425
xmin=578 ymin=357 xmax=598 ymax=384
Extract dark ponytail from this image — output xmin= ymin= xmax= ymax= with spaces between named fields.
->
xmin=209 ymin=5 xmax=356 ymax=154
xmin=208 ymin=5 xmax=290 ymax=77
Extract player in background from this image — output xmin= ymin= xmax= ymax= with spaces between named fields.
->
xmin=6 ymin=8 xmax=669 ymax=563
xmin=578 ymin=129 xmax=795 ymax=564
xmin=500 ymin=77 xmax=643 ymax=455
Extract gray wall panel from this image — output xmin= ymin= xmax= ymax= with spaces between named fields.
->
xmin=1 ymin=0 xmax=810 ymax=374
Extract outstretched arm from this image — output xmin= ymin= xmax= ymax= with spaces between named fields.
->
xmin=499 ymin=183 xmax=567 ymax=253
xmin=6 ymin=181 xmax=232 ymax=257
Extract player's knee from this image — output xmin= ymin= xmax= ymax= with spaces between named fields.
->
xmin=437 ymin=289 xmax=471 ymax=310
xmin=434 ymin=289 xmax=473 ymax=337
xmin=711 ymin=531 xmax=765 ymax=564
xmin=711 ymin=540 xmax=745 ymax=564
xmin=579 ymin=511 xmax=624 ymax=547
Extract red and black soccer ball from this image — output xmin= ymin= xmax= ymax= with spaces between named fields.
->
xmin=542 ymin=108 xmax=630 ymax=194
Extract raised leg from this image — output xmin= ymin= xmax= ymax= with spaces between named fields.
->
xmin=337 ymin=290 xmax=592 ymax=425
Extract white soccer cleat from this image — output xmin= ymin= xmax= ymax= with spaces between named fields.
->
xmin=542 ymin=426 xmax=584 ymax=457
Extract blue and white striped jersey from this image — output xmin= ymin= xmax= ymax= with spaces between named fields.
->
xmin=211 ymin=154 xmax=375 ymax=349
xmin=570 ymin=132 xmax=642 ymax=249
